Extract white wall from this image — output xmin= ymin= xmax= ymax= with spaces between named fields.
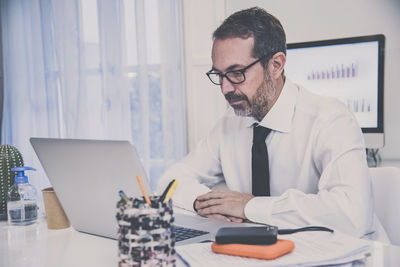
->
xmin=183 ymin=0 xmax=400 ymax=160
xmin=182 ymin=0 xmax=228 ymax=151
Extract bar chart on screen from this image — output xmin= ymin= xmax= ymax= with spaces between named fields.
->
xmin=346 ymin=98 xmax=371 ymax=113
xmin=285 ymin=35 xmax=385 ymax=147
xmin=306 ymin=62 xmax=357 ymax=80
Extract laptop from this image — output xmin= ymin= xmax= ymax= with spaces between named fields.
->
xmin=30 ymin=138 xmax=249 ymax=245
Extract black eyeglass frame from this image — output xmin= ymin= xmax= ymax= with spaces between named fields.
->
xmin=206 ymin=52 xmax=275 ymax=86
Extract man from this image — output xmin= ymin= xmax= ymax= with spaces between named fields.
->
xmin=157 ymin=7 xmax=385 ymax=240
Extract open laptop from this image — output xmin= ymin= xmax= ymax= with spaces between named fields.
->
xmin=30 ymin=138 xmax=248 ymax=245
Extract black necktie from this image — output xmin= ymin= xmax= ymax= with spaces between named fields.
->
xmin=252 ymin=124 xmax=272 ymax=196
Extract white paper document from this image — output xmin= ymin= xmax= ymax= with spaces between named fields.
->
xmin=176 ymin=231 xmax=371 ymax=267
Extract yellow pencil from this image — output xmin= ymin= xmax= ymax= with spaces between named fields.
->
xmin=163 ymin=179 xmax=178 ymax=203
xmin=136 ymin=175 xmax=151 ymax=205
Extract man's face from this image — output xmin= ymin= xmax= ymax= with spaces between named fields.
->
xmin=211 ymin=37 xmax=276 ymax=120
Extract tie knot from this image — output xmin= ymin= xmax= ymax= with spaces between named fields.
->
xmin=253 ymin=124 xmax=271 ymax=143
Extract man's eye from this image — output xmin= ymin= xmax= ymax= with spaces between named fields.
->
xmin=228 ymin=71 xmax=243 ymax=79
xmin=211 ymin=72 xmax=222 ymax=77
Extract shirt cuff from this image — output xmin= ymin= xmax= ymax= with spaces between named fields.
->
xmin=244 ymin=196 xmax=279 ymax=224
xmin=172 ymin=184 xmax=210 ymax=212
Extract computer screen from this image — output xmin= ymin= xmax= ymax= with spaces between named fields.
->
xmin=285 ymin=34 xmax=385 ymax=148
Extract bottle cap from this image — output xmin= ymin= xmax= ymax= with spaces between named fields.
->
xmin=11 ymin=166 xmax=36 ymax=184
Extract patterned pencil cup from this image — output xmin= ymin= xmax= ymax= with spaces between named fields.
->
xmin=0 ymin=145 xmax=24 ymax=220
xmin=116 ymin=196 xmax=176 ymax=267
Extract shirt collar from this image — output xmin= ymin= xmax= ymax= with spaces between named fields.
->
xmin=244 ymin=78 xmax=298 ymax=133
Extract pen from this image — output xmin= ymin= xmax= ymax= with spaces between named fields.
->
xmin=136 ymin=175 xmax=151 ymax=205
xmin=176 ymin=252 xmax=190 ymax=267
xmin=159 ymin=179 xmax=175 ymax=203
xmin=163 ymin=179 xmax=178 ymax=203
xmin=119 ymin=190 xmax=130 ymax=203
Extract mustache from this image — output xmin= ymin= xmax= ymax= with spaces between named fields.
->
xmin=224 ymin=92 xmax=249 ymax=103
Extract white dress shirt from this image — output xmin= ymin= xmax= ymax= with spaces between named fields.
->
xmin=157 ymin=79 xmax=386 ymax=240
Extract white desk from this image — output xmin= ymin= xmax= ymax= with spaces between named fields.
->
xmin=379 ymin=160 xmax=400 ymax=168
xmin=0 ymin=217 xmax=189 ymax=267
xmin=1 ymin=217 xmax=400 ymax=267
xmin=1 ymin=218 xmax=117 ymax=267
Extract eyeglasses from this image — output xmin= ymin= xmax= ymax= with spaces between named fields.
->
xmin=206 ymin=53 xmax=273 ymax=86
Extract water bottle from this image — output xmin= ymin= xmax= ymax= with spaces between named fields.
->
xmin=7 ymin=166 xmax=38 ymax=225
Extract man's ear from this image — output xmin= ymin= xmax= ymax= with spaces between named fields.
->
xmin=268 ymin=52 xmax=286 ymax=80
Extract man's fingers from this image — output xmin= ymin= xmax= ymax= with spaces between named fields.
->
xmin=196 ymin=198 xmax=223 ymax=209
xmin=197 ymin=191 xmax=231 ymax=201
xmin=194 ymin=198 xmax=222 ymax=211
xmin=203 ymin=213 xmax=231 ymax=222
xmin=195 ymin=190 xmax=254 ymax=220
xmin=197 ymin=207 xmax=244 ymax=222
xmin=194 ymin=199 xmax=201 ymax=211
xmin=227 ymin=216 xmax=244 ymax=223
xmin=197 ymin=205 xmax=224 ymax=216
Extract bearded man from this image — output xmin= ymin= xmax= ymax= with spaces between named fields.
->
xmin=157 ymin=7 xmax=386 ymax=241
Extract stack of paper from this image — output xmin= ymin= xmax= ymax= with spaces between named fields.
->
xmin=176 ymin=231 xmax=371 ymax=266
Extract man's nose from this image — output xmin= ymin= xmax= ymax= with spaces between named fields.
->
xmin=220 ymin=76 xmax=235 ymax=95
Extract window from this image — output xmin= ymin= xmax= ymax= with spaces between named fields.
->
xmin=1 ymin=0 xmax=186 ymax=191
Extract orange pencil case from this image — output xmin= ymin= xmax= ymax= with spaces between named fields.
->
xmin=211 ymin=239 xmax=295 ymax=260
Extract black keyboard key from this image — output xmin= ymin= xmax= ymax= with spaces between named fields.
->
xmin=173 ymin=226 xmax=209 ymax=242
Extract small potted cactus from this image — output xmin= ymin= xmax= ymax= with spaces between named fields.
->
xmin=0 ymin=145 xmax=24 ymax=220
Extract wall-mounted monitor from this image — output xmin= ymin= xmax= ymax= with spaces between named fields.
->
xmin=285 ymin=34 xmax=385 ymax=148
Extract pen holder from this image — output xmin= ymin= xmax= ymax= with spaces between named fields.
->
xmin=116 ymin=196 xmax=176 ymax=267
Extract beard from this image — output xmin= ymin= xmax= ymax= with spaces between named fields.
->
xmin=225 ymin=71 xmax=276 ymax=121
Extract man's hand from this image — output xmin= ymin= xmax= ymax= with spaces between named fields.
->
xmin=198 ymin=213 xmax=245 ymax=223
xmin=194 ymin=191 xmax=254 ymax=221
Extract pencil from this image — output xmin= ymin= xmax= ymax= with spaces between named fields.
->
xmin=159 ymin=179 xmax=175 ymax=203
xmin=136 ymin=175 xmax=151 ymax=205
xmin=119 ymin=190 xmax=130 ymax=203
xmin=163 ymin=179 xmax=178 ymax=203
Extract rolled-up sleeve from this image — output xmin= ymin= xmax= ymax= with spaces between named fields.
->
xmin=156 ymin=123 xmax=225 ymax=211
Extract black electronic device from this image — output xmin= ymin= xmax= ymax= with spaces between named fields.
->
xmin=215 ymin=225 xmax=278 ymax=245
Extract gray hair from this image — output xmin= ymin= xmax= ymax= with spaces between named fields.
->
xmin=213 ymin=7 xmax=286 ymax=68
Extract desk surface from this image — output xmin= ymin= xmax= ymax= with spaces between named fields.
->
xmin=379 ymin=160 xmax=400 ymax=168
xmin=1 ymin=218 xmax=400 ymax=267
xmin=1 ymin=218 xmax=117 ymax=267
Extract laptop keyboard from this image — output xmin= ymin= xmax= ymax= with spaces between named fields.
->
xmin=173 ymin=226 xmax=209 ymax=242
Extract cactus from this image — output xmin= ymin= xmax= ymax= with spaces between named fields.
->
xmin=0 ymin=145 xmax=24 ymax=220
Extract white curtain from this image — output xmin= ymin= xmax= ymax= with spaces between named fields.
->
xmin=1 ymin=0 xmax=186 ymax=201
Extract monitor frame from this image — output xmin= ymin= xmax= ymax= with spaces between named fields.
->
xmin=286 ymin=34 xmax=385 ymax=148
